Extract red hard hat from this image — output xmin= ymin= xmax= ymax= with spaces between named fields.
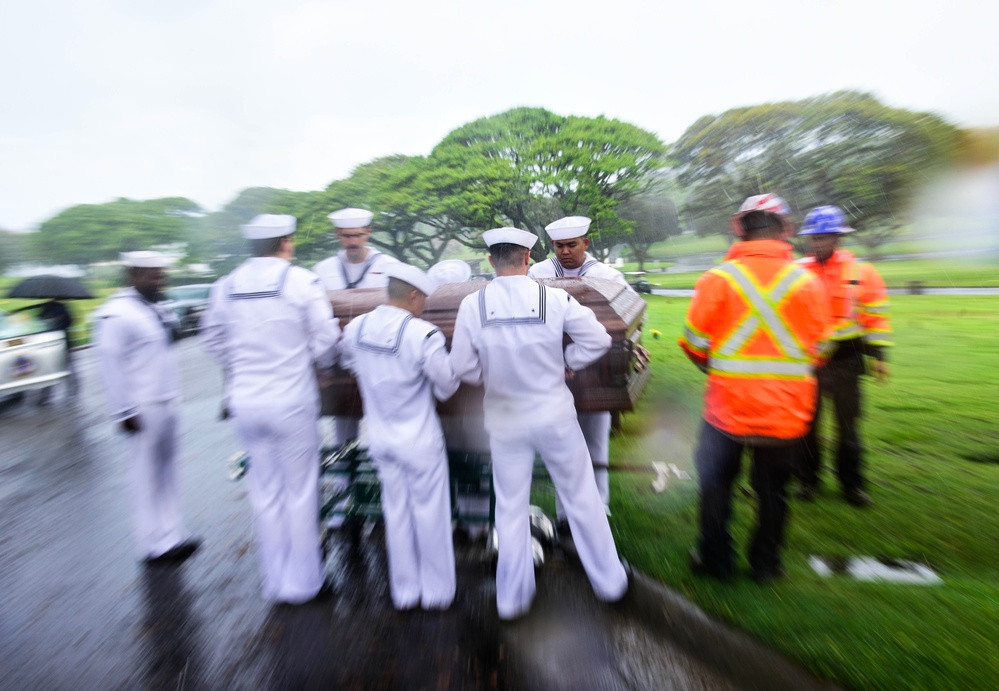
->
xmin=729 ymin=194 xmax=794 ymax=237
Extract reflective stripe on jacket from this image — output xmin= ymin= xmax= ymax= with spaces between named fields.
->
xmin=798 ymin=249 xmax=893 ymax=349
xmin=678 ymin=240 xmax=832 ymax=440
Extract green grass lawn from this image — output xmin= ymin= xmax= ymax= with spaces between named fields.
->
xmin=874 ymin=259 xmax=999 ymax=287
xmin=610 ymin=295 xmax=999 ymax=690
xmin=627 ymin=258 xmax=999 ymax=290
xmin=645 ymin=233 xmax=732 ymax=257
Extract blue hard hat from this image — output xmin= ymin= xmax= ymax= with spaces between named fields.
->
xmin=799 ymin=206 xmax=851 ymax=235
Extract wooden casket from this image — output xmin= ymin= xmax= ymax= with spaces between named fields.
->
xmin=320 ymin=277 xmax=649 ymax=418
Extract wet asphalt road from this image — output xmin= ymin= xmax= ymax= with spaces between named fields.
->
xmin=0 ymin=341 xmax=831 ymax=690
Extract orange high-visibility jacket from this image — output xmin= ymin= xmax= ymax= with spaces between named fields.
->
xmin=797 ymin=249 xmax=892 ymax=352
xmin=679 ymin=240 xmax=833 ymax=440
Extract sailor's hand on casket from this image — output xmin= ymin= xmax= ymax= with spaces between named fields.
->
xmin=565 ymin=367 xmax=576 ymax=381
xmin=633 ymin=344 xmax=651 ymax=372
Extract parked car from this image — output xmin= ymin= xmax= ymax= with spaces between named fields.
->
xmin=631 ymin=279 xmax=653 ymax=294
xmin=163 ymin=283 xmax=213 ymax=336
xmin=0 ymin=308 xmax=70 ymax=398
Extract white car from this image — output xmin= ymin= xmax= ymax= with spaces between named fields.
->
xmin=0 ymin=308 xmax=70 ymax=397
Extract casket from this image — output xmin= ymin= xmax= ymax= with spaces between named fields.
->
xmin=320 ymin=277 xmax=649 ymax=417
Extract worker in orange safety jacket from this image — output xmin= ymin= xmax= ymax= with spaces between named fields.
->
xmin=679 ymin=194 xmax=832 ymax=582
xmin=795 ymin=206 xmax=892 ymax=508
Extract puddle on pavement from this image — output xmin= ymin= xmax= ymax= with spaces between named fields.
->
xmin=809 ymin=556 xmax=943 ymax=585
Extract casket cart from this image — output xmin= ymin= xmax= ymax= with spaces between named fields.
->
xmin=318 ymin=277 xmax=649 ymax=560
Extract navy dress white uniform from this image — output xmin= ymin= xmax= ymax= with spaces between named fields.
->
xmin=314 ymin=207 xmax=399 ymax=448
xmin=202 ymin=214 xmax=341 ymax=604
xmin=528 ymin=216 xmax=634 ymax=515
xmin=93 ymin=251 xmax=192 ymax=561
xmin=450 ymin=227 xmax=628 ymax=621
xmin=338 ymin=263 xmax=460 ymax=610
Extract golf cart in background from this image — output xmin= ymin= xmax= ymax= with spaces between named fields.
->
xmin=0 ymin=274 xmax=91 ymax=404
xmin=625 ymin=271 xmax=653 ymax=294
xmin=0 ymin=307 xmax=71 ymax=400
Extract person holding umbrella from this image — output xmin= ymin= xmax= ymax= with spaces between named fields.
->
xmin=36 ymin=300 xmax=75 ymax=404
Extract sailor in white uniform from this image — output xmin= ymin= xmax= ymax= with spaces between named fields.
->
xmin=338 ymin=263 xmax=460 ymax=610
xmin=314 ymin=207 xmax=399 ymax=448
xmin=450 ymin=228 xmax=629 ymax=621
xmin=528 ymin=216 xmax=638 ymax=521
xmin=202 ymin=214 xmax=341 ymax=604
xmin=93 ymin=251 xmax=200 ymax=564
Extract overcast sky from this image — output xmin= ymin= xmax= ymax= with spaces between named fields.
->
xmin=2 ymin=0 xmax=996 ymax=232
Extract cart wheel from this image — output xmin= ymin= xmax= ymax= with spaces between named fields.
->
xmin=486 ymin=527 xmax=499 ymax=570
xmin=484 ymin=523 xmax=549 ymax=568
xmin=529 ymin=505 xmax=556 ymax=548
xmin=531 ymin=536 xmax=545 ymax=568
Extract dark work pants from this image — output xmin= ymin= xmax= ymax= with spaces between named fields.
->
xmin=695 ymin=422 xmax=797 ymax=576
xmin=800 ymin=345 xmax=865 ymax=491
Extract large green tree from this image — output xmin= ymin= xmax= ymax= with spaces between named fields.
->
xmin=672 ymin=91 xmax=960 ymax=253
xmin=0 ymin=230 xmax=29 ymax=273
xmin=200 ymin=187 xmax=326 ymax=271
xmin=611 ymin=186 xmax=682 ymax=270
xmin=420 ymin=107 xmax=668 ymax=260
xmin=295 ymin=156 xmax=455 ymax=268
xmin=31 ymin=197 xmax=204 ymax=265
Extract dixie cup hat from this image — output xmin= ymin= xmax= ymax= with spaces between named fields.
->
xmin=241 ymin=214 xmax=297 ymax=240
xmin=384 ymin=262 xmax=437 ymax=297
xmin=328 ymin=208 xmax=374 ymax=229
xmin=544 ymin=216 xmax=591 ymax=241
xmin=120 ymin=250 xmax=172 ymax=268
xmin=427 ymin=259 xmax=472 ymax=286
xmin=482 ymin=227 xmax=538 ymax=249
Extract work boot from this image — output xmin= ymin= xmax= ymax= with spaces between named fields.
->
xmin=689 ymin=549 xmax=733 ymax=581
xmin=796 ymin=484 xmax=818 ymax=502
xmin=751 ymin=564 xmax=787 ymax=584
xmin=844 ymin=488 xmax=873 ymax=508
xmin=144 ymin=538 xmax=201 ymax=565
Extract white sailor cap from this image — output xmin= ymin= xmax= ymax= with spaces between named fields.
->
xmin=545 ymin=216 xmax=591 ymax=241
xmin=482 ymin=227 xmax=538 ymax=249
xmin=120 ymin=251 xmax=172 ymax=268
xmin=328 ymin=207 xmax=374 ymax=229
xmin=384 ymin=262 xmax=436 ymax=297
xmin=241 ymin=214 xmax=296 ymax=240
xmin=427 ymin=259 xmax=472 ymax=286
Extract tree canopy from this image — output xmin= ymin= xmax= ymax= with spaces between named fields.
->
xmin=12 ymin=95 xmax=967 ymax=272
xmin=422 ymin=107 xmax=668 ymax=260
xmin=0 ymin=230 xmax=29 ymax=272
xmin=31 ymin=197 xmax=204 ymax=266
xmin=197 ymin=187 xmax=324 ymax=271
xmin=610 ymin=179 xmax=682 ymax=270
xmin=672 ymin=91 xmax=960 ymax=251
xmin=293 ymin=155 xmax=454 ymax=267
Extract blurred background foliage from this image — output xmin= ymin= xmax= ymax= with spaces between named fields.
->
xmin=6 ymin=91 xmax=993 ymax=275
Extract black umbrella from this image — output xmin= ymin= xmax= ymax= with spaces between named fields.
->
xmin=7 ymin=275 xmax=94 ymax=300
